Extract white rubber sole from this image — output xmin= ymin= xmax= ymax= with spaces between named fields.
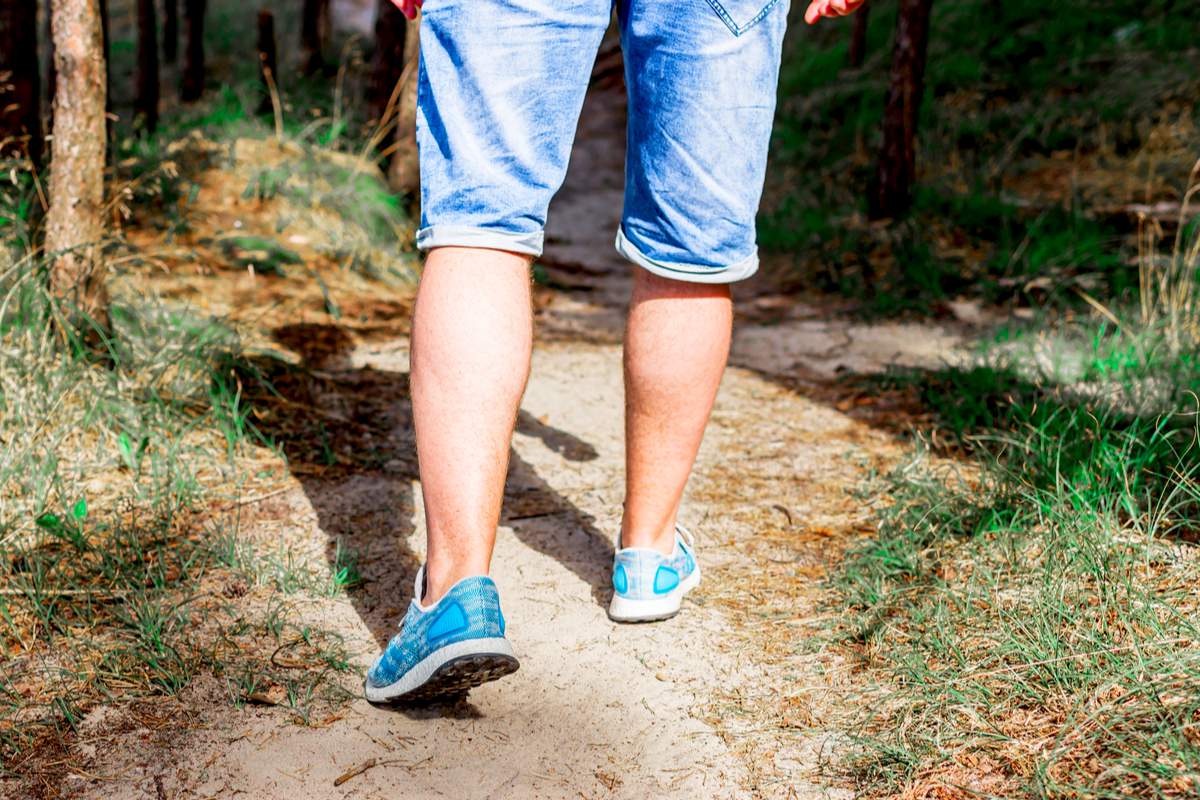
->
xmin=364 ymin=637 xmax=518 ymax=704
xmin=607 ymin=565 xmax=701 ymax=623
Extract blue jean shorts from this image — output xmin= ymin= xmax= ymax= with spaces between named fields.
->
xmin=415 ymin=0 xmax=790 ymax=284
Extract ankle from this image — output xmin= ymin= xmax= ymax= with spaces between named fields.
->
xmin=619 ymin=521 xmax=676 ymax=555
xmin=421 ymin=561 xmax=489 ymax=606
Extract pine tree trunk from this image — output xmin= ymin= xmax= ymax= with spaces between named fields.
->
xmin=0 ymin=0 xmax=43 ymax=164
xmin=848 ymin=3 xmax=870 ymax=68
xmin=869 ymin=0 xmax=934 ymax=220
xmin=135 ymin=0 xmax=159 ymax=132
xmin=300 ymin=0 xmax=327 ymax=75
xmin=386 ymin=18 xmax=421 ymax=195
xmin=180 ymin=0 xmax=205 ymax=101
xmin=163 ymin=0 xmax=179 ymax=64
xmin=46 ymin=0 xmax=109 ymax=325
xmin=367 ymin=0 xmax=407 ymax=126
xmin=256 ymin=9 xmax=277 ymax=115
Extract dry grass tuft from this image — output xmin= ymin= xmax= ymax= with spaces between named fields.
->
xmin=0 ymin=123 xmax=415 ymax=788
xmin=824 ymin=173 xmax=1200 ymax=795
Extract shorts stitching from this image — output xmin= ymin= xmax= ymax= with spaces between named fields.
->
xmin=704 ymin=0 xmax=784 ymax=36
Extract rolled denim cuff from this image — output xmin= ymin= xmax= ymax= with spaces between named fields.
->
xmin=615 ymin=227 xmax=759 ymax=284
xmin=416 ymin=225 xmax=544 ymax=257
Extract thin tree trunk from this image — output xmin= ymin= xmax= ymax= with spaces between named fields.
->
xmin=163 ymin=0 xmax=179 ymax=64
xmin=0 ymin=0 xmax=43 ymax=164
xmin=46 ymin=0 xmax=109 ymax=325
xmin=256 ymin=9 xmax=277 ymax=115
xmin=848 ymin=3 xmax=870 ymax=68
xmin=300 ymin=0 xmax=327 ymax=75
xmin=367 ymin=0 xmax=407 ymax=126
xmin=180 ymin=0 xmax=205 ymax=101
xmin=869 ymin=0 xmax=934 ymax=220
xmin=386 ymin=18 xmax=421 ymax=195
xmin=135 ymin=0 xmax=159 ymax=132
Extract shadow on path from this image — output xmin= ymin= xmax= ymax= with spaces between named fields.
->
xmin=243 ymin=322 xmax=616 ymax=659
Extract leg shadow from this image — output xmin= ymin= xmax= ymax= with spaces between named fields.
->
xmin=245 ymin=323 xmax=616 ymax=658
xmin=507 ymin=412 xmax=615 ymax=606
xmin=249 ymin=322 xmax=422 ymax=649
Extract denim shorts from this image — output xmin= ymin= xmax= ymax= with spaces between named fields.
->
xmin=415 ymin=0 xmax=790 ymax=284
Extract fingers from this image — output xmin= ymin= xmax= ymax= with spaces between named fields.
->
xmin=389 ymin=0 xmax=421 ymax=20
xmin=805 ymin=0 xmax=865 ymax=24
xmin=825 ymin=0 xmax=855 ymax=17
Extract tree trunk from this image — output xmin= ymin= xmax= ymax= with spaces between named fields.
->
xmin=46 ymin=0 xmax=109 ymax=325
xmin=367 ymin=0 xmax=407 ymax=125
xmin=386 ymin=18 xmax=421 ymax=195
xmin=163 ymin=0 xmax=179 ymax=64
xmin=135 ymin=0 xmax=159 ymax=132
xmin=300 ymin=0 xmax=327 ymax=75
xmin=869 ymin=0 xmax=934 ymax=221
xmin=256 ymin=9 xmax=277 ymax=115
xmin=180 ymin=0 xmax=205 ymax=101
xmin=0 ymin=0 xmax=43 ymax=164
xmin=848 ymin=3 xmax=870 ymax=68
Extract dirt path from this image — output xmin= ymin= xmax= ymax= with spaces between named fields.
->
xmin=61 ymin=59 xmax=968 ymax=800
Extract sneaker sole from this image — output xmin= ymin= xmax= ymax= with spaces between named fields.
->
xmin=607 ymin=565 xmax=701 ymax=623
xmin=364 ymin=637 xmax=519 ymax=704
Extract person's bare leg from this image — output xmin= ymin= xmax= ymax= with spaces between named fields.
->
xmin=621 ymin=269 xmax=732 ymax=554
xmin=411 ymin=247 xmax=533 ymax=604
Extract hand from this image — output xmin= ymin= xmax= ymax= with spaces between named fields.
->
xmin=804 ymin=0 xmax=866 ymax=24
xmin=389 ymin=0 xmax=421 ymax=20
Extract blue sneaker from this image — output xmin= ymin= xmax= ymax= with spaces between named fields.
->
xmin=608 ymin=525 xmax=701 ymax=623
xmin=364 ymin=567 xmax=518 ymax=703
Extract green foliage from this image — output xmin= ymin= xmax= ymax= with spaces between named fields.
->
xmin=219 ymin=234 xmax=303 ymax=276
xmin=241 ymin=155 xmax=409 ymax=255
xmin=835 ymin=316 xmax=1200 ymax=795
xmin=3 ymin=1 xmax=416 ymax=776
xmin=0 ymin=255 xmax=355 ymax=769
xmin=0 ymin=162 xmax=43 ymax=257
xmin=764 ymin=0 xmax=1198 ymax=310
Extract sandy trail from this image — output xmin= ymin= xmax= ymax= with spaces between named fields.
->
xmin=59 ymin=52 xmax=967 ymax=800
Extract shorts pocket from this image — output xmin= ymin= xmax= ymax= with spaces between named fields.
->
xmin=704 ymin=0 xmax=785 ymax=36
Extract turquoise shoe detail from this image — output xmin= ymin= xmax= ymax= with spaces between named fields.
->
xmin=608 ymin=526 xmax=701 ymax=623
xmin=365 ymin=567 xmax=518 ymax=703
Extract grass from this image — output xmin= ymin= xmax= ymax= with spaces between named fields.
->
xmin=0 ymin=249 xmax=361 ymax=780
xmin=830 ymin=174 xmax=1200 ymax=796
xmin=1 ymin=2 xmax=414 ymax=784
xmin=100 ymin=0 xmax=417 ymax=286
xmin=9 ymin=0 xmax=1199 ymax=794
xmin=765 ymin=0 xmax=1200 ymax=312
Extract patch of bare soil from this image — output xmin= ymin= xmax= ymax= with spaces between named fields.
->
xmin=23 ymin=50 xmax=972 ymax=800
